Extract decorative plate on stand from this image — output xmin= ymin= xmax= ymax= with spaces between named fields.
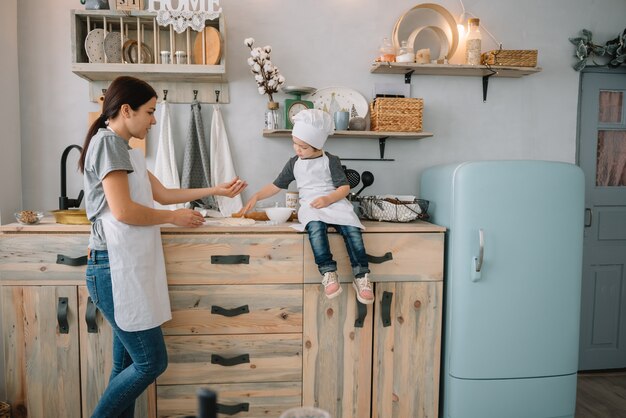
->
xmin=85 ymin=28 xmax=105 ymax=63
xmin=103 ymin=31 xmax=123 ymax=63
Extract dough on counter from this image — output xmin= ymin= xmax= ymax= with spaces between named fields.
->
xmin=213 ymin=217 xmax=256 ymax=226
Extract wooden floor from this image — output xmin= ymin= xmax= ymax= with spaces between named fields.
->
xmin=576 ymin=370 xmax=626 ymax=417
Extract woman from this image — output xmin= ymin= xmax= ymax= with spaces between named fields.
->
xmin=78 ymin=76 xmax=246 ymax=417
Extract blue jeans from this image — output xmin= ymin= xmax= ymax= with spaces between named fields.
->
xmin=306 ymin=221 xmax=370 ymax=278
xmin=85 ymin=250 xmax=168 ymax=418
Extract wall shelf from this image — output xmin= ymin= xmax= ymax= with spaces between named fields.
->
xmin=263 ymin=129 xmax=434 ymax=161
xmin=371 ymin=62 xmax=542 ymax=101
xmin=70 ymin=9 xmax=227 ymax=102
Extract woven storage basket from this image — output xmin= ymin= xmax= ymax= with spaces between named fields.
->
xmin=481 ymin=49 xmax=537 ymax=67
xmin=370 ymin=98 xmax=423 ymax=132
xmin=0 ymin=401 xmax=10 ymax=418
xmin=357 ymin=196 xmax=429 ymax=223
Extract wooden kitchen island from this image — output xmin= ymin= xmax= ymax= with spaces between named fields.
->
xmin=0 ymin=218 xmax=445 ymax=418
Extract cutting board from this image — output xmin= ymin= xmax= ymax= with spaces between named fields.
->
xmin=192 ymin=26 xmax=222 ymax=65
xmin=88 ymin=95 xmax=146 ymax=154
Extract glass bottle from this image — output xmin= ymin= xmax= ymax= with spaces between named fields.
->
xmin=265 ymin=101 xmax=282 ymax=129
xmin=465 ymin=18 xmax=482 ymax=65
xmin=396 ymin=40 xmax=414 ymax=63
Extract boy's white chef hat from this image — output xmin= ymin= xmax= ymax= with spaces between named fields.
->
xmin=292 ymin=109 xmax=333 ymax=149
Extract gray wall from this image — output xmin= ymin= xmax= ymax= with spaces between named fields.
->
xmin=12 ymin=0 xmax=626 ymax=212
xmin=0 ymin=0 xmax=19 ymax=401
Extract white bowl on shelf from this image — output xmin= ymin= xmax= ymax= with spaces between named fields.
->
xmin=264 ymin=207 xmax=294 ymax=224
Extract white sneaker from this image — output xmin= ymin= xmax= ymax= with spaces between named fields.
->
xmin=353 ymin=274 xmax=374 ymax=304
xmin=322 ymin=271 xmax=342 ymax=299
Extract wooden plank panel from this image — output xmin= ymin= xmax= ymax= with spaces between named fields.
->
xmin=372 ymin=282 xmax=442 ymax=418
xmin=0 ymin=235 xmax=89 ymax=282
xmin=2 ymin=285 xmax=81 ymax=418
xmin=302 ymin=284 xmax=373 ymax=418
xmin=162 ymin=235 xmax=303 ymax=285
xmin=304 ymin=233 xmax=444 ymax=283
xmin=159 ymin=334 xmax=302 ymax=385
xmin=165 ymin=284 xmax=302 ymax=335
xmin=157 ymin=382 xmax=302 ymax=418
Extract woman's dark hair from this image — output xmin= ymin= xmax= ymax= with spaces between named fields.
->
xmin=78 ymin=76 xmax=157 ymax=172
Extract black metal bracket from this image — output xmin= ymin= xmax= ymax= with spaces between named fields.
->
xmin=405 ymin=69 xmax=414 ymax=84
xmin=482 ymin=70 xmax=498 ymax=102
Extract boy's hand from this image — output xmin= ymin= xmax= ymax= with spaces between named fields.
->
xmin=310 ymin=195 xmax=332 ymax=209
xmin=234 ymin=195 xmax=258 ymax=217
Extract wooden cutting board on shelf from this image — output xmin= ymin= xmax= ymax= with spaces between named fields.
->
xmin=192 ymin=26 xmax=222 ymax=65
xmin=88 ymin=95 xmax=146 ymax=154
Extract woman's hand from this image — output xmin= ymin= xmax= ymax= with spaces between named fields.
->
xmin=171 ymin=208 xmax=205 ymax=227
xmin=214 ymin=177 xmax=247 ymax=198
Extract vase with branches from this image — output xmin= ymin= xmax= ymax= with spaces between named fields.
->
xmin=244 ymin=37 xmax=286 ymax=128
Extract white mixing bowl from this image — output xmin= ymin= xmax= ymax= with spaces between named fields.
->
xmin=264 ymin=207 xmax=294 ymax=224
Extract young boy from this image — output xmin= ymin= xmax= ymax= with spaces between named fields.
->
xmin=238 ymin=109 xmax=374 ymax=303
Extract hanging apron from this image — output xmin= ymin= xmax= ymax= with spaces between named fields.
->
xmin=101 ymin=148 xmax=172 ymax=332
xmin=292 ymin=152 xmax=364 ymax=232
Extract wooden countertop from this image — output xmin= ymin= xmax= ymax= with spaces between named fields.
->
xmin=1 ymin=216 xmax=445 ymax=234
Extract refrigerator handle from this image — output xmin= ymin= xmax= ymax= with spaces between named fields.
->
xmin=584 ymin=208 xmax=592 ymax=227
xmin=471 ymin=229 xmax=484 ymax=282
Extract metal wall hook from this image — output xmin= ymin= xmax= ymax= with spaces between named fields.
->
xmin=215 ymin=90 xmax=220 ymax=103
xmin=163 ymin=89 xmax=168 ymax=101
xmin=193 ymin=89 xmax=198 ymax=100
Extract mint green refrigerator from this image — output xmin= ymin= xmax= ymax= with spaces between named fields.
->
xmin=420 ymin=161 xmax=585 ymax=418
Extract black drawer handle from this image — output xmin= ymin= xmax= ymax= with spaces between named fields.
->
xmin=381 ymin=291 xmax=393 ymax=327
xmin=57 ymin=297 xmax=69 ymax=334
xmin=367 ymin=252 xmax=393 ymax=264
xmin=211 ymin=255 xmax=250 ymax=264
xmin=217 ymin=402 xmax=249 ymax=415
xmin=354 ymin=300 xmax=367 ymax=328
xmin=86 ymin=296 xmax=98 ymax=333
xmin=211 ymin=305 xmax=250 ymax=317
xmin=211 ymin=354 xmax=250 ymax=367
xmin=57 ymin=254 xmax=88 ymax=266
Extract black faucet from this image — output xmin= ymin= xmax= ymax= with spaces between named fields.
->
xmin=59 ymin=144 xmax=84 ymax=210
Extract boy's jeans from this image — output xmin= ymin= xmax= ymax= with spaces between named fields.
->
xmin=86 ymin=249 xmax=168 ymax=418
xmin=306 ymin=221 xmax=370 ymax=278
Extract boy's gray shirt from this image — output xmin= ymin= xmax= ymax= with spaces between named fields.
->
xmin=83 ymin=128 xmax=134 ymax=250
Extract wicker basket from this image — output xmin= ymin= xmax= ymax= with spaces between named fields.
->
xmin=357 ymin=196 xmax=429 ymax=223
xmin=0 ymin=401 xmax=10 ymax=418
xmin=481 ymin=49 xmax=538 ymax=67
xmin=370 ymin=98 xmax=423 ymax=132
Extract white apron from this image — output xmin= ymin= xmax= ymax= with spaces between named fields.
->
xmin=101 ymin=148 xmax=172 ymax=332
xmin=292 ymin=152 xmax=364 ymax=232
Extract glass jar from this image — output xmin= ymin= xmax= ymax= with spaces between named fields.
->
xmin=378 ymin=37 xmax=396 ymax=62
xmin=265 ymin=101 xmax=283 ymax=129
xmin=465 ymin=18 xmax=482 ymax=65
xmin=396 ymin=40 xmax=414 ymax=63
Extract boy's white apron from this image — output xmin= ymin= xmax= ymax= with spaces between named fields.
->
xmin=292 ymin=152 xmax=364 ymax=232
xmin=101 ymin=148 xmax=171 ymax=332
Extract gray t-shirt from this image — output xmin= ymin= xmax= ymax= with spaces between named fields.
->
xmin=83 ymin=128 xmax=134 ymax=250
xmin=273 ymin=152 xmax=349 ymax=189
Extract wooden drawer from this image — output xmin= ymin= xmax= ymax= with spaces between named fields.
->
xmin=157 ymin=382 xmax=302 ymax=418
xmin=159 ymin=334 xmax=302 ymax=385
xmin=164 ymin=284 xmax=303 ymax=335
xmin=0 ymin=234 xmax=89 ymax=283
xmin=162 ymin=234 xmax=303 ymax=285
xmin=304 ymin=232 xmax=444 ymax=283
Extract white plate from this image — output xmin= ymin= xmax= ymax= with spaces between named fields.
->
xmin=307 ymin=87 xmax=369 ymax=120
xmin=85 ymin=28 xmax=105 ymax=63
xmin=104 ymin=31 xmax=123 ymax=63
xmin=392 ymin=3 xmax=459 ymax=61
